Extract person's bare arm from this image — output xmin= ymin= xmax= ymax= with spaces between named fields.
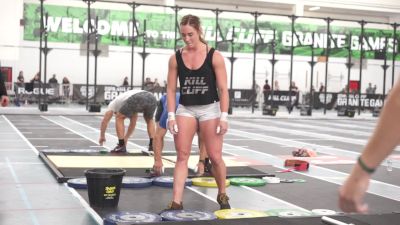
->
xmin=213 ymin=50 xmax=229 ymax=135
xmin=213 ymin=50 xmax=229 ymax=113
xmin=99 ymin=111 xmax=113 ymax=145
xmin=339 ymin=79 xmax=400 ymax=213
xmin=166 ymin=54 xmax=179 ymax=134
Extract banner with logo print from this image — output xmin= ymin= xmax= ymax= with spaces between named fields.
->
xmin=14 ymin=83 xmax=60 ymax=103
xmin=23 ymin=3 xmax=400 ymax=60
xmin=312 ymin=92 xmax=338 ymax=110
xmin=336 ymin=93 xmax=384 ymax=109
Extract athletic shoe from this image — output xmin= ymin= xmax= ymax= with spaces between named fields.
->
xmin=162 ymin=201 xmax=183 ymax=211
xmin=204 ymin=158 xmax=212 ymax=173
xmin=111 ymin=144 xmax=127 ymax=153
xmin=217 ymin=193 xmax=231 ymax=209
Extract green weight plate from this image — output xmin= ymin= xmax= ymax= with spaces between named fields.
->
xmin=228 ymin=177 xmax=266 ymax=187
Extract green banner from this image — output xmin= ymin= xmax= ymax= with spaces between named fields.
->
xmin=24 ymin=3 xmax=400 ymax=60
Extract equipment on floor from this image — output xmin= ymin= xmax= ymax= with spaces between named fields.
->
xmin=191 ymin=177 xmax=230 ymax=188
xmin=279 ymin=179 xmax=294 ymax=183
xmin=122 ymin=177 xmax=152 ymax=188
xmin=67 ymin=177 xmax=87 ymax=189
xmin=262 ymin=106 xmax=278 ymax=116
xmin=152 ymin=176 xmax=192 ymax=187
xmin=292 ymin=148 xmax=317 ymax=157
xmin=160 ymin=209 xmax=216 ymax=221
xmin=103 ymin=211 xmax=162 ymax=224
xmin=300 ymin=106 xmax=312 ymax=116
xmin=214 ymin=209 xmax=269 ymax=219
xmin=284 ymin=159 xmax=310 ymax=171
xmin=265 ymin=209 xmax=312 ymax=217
xmin=262 ymin=177 xmax=281 ymax=183
xmin=321 ymin=216 xmax=352 ymax=225
xmin=337 ymin=108 xmax=355 ymax=117
xmin=372 ymin=107 xmax=381 ymax=117
xmin=228 ymin=177 xmax=267 ymax=187
xmin=85 ymin=168 xmax=125 ymax=208
xmin=89 ymin=103 xmax=101 ymax=112
xmin=311 ymin=209 xmax=337 ymax=216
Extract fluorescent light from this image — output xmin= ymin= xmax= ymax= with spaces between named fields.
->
xmin=309 ymin=6 xmax=320 ymax=11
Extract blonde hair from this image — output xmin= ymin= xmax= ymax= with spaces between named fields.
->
xmin=180 ymin=14 xmax=207 ymax=44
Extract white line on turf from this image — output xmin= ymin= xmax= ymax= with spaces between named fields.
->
xmin=65 ymin=184 xmax=103 ymax=224
xmin=2 ymin=115 xmax=39 ymax=155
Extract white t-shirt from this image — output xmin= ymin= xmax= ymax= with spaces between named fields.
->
xmin=107 ymin=90 xmax=145 ymax=112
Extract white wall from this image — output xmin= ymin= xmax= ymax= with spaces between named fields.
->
xmin=0 ymin=0 xmax=23 ymax=61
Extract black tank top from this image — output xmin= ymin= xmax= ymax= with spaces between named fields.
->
xmin=175 ymin=47 xmax=220 ymax=106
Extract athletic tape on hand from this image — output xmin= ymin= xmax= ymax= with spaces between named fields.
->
xmin=216 ymin=126 xmax=221 ymax=134
xmin=174 ymin=124 xmax=179 ymax=133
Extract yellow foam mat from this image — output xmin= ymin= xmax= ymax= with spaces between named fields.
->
xmin=48 ymin=155 xmax=175 ymax=168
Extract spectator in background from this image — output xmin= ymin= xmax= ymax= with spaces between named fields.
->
xmin=144 ymin=77 xmax=154 ymax=92
xmin=365 ymin=83 xmax=374 ymax=94
xmin=274 ymin=80 xmax=280 ymax=91
xmin=340 ymin=84 xmax=349 ymax=94
xmin=153 ymin=78 xmax=161 ymax=99
xmin=62 ymin=76 xmax=71 ymax=103
xmin=289 ymin=81 xmax=299 ymax=109
xmin=154 ymin=78 xmax=161 ymax=90
xmin=15 ymin=71 xmax=25 ymax=106
xmin=0 ymin=71 xmax=9 ymax=107
xmin=25 ymin=72 xmax=41 ymax=93
xmin=30 ymin=73 xmax=41 ymax=84
xmin=263 ymin=79 xmax=271 ymax=105
xmin=319 ymin=82 xmax=325 ymax=92
xmin=122 ymin=76 xmax=129 ymax=86
xmin=48 ymin=74 xmax=58 ymax=84
xmin=372 ymin=85 xmax=377 ymax=94
xmin=162 ymin=80 xmax=167 ymax=94
xmin=17 ymin=71 xmax=24 ymax=83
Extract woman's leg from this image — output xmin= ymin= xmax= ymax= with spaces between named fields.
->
xmin=199 ymin=119 xmax=226 ymax=194
xmin=171 ymin=115 xmax=197 ymax=205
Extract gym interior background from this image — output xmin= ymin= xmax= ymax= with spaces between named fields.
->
xmin=1 ymin=1 xmax=400 ymax=225
xmin=1 ymin=0 xmax=399 ymax=114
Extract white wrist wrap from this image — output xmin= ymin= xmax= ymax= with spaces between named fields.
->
xmin=220 ymin=112 xmax=228 ymax=122
xmin=168 ymin=112 xmax=176 ymax=121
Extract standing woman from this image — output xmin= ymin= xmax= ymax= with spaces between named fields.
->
xmin=166 ymin=14 xmax=230 ymax=210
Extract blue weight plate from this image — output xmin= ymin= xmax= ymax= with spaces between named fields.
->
xmin=122 ymin=177 xmax=152 ymax=188
xmin=161 ymin=209 xmax=216 ymax=221
xmin=152 ymin=176 xmax=192 ymax=188
xmin=67 ymin=178 xmax=87 ymax=189
xmin=104 ymin=211 xmax=162 ymax=225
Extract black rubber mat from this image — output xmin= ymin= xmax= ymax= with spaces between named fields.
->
xmin=90 ymin=212 xmax=400 ymax=225
xmin=77 ymin=185 xmax=221 ymax=216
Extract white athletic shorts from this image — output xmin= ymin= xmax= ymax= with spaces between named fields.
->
xmin=176 ymin=102 xmax=221 ymax=122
